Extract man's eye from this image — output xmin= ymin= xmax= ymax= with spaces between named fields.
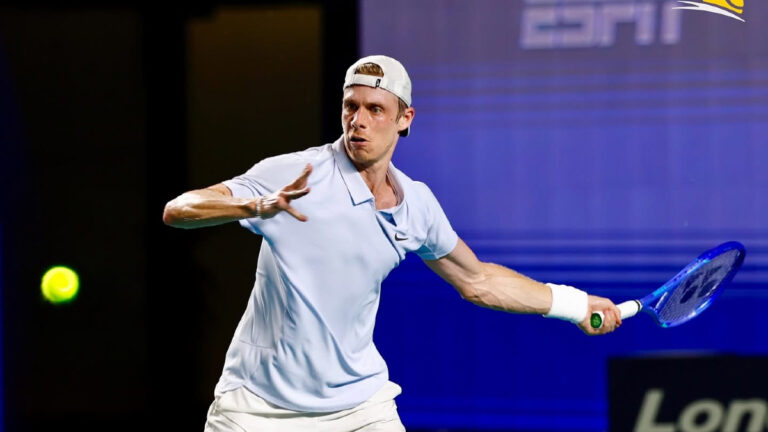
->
xmin=372 ymin=107 xmax=382 ymax=114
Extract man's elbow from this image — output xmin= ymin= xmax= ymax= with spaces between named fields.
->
xmin=456 ymin=283 xmax=485 ymax=305
xmin=162 ymin=201 xmax=181 ymax=226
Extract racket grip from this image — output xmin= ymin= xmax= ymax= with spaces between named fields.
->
xmin=617 ymin=300 xmax=641 ymax=319
xmin=590 ymin=300 xmax=642 ymax=329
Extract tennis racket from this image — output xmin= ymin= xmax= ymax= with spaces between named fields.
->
xmin=591 ymin=241 xmax=746 ymax=329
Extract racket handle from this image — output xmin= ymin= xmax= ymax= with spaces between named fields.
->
xmin=618 ymin=300 xmax=642 ymax=319
xmin=590 ymin=300 xmax=642 ymax=329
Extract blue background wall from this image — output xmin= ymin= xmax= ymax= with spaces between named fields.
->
xmin=363 ymin=1 xmax=768 ymax=430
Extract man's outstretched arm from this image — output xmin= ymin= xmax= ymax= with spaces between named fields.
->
xmin=163 ymin=164 xmax=313 ymax=229
xmin=424 ymin=238 xmax=622 ymax=335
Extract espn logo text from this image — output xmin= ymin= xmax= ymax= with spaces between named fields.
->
xmin=520 ymin=0 xmax=683 ymax=49
xmin=635 ymin=389 xmax=768 ymax=432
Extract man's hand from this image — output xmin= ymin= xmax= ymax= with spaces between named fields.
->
xmin=578 ymin=295 xmax=622 ymax=335
xmin=163 ymin=164 xmax=314 ymax=229
xmin=250 ymin=164 xmax=313 ymax=221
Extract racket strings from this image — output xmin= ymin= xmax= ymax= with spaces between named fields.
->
xmin=655 ymin=250 xmax=742 ymax=324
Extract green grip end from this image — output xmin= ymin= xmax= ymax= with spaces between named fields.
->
xmin=590 ymin=312 xmax=603 ymax=329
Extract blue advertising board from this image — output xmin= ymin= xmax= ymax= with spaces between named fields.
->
xmin=361 ymin=1 xmax=768 ymax=430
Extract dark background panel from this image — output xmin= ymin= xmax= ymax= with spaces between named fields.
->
xmin=0 ymin=2 xmax=358 ymax=431
xmin=609 ymin=356 xmax=768 ymax=431
xmin=185 ymin=4 xmax=322 ymax=402
xmin=0 ymin=7 xmax=149 ymax=421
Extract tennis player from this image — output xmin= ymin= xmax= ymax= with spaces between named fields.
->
xmin=163 ymin=55 xmax=622 ymax=432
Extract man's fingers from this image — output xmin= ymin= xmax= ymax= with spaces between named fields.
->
xmin=289 ymin=164 xmax=313 ymax=189
xmin=284 ymin=205 xmax=308 ymax=222
xmin=597 ymin=313 xmax=613 ymax=333
xmin=605 ymin=306 xmax=621 ymax=328
xmin=283 ymin=187 xmax=311 ymax=200
xmin=585 ymin=295 xmax=625 ymax=333
xmin=603 ymin=309 xmax=618 ymax=330
xmin=586 ymin=308 xmax=620 ymax=334
xmin=608 ymin=308 xmax=621 ymax=331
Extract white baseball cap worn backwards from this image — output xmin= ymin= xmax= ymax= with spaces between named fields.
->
xmin=343 ymin=55 xmax=412 ymax=137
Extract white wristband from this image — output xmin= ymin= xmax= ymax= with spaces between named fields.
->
xmin=544 ymin=283 xmax=588 ymax=323
xmin=255 ymin=197 xmax=263 ymax=218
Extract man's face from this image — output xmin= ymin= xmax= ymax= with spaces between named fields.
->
xmin=341 ymin=85 xmax=413 ymax=169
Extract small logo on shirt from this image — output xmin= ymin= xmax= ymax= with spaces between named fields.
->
xmin=394 ymin=233 xmax=409 ymax=241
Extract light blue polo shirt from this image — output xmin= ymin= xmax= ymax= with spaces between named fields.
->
xmin=216 ymin=137 xmax=458 ymax=412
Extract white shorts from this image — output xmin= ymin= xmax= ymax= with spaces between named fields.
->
xmin=204 ymin=381 xmax=406 ymax=432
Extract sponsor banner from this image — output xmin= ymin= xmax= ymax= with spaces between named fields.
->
xmin=609 ymin=356 xmax=768 ymax=431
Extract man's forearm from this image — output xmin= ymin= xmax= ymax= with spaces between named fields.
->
xmin=462 ymin=262 xmax=553 ymax=314
xmin=427 ymin=238 xmax=617 ymax=333
xmin=163 ymin=189 xmax=256 ymax=229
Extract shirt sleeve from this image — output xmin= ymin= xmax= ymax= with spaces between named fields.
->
xmin=414 ymin=182 xmax=459 ymax=260
xmin=222 ymin=153 xmax=306 ymax=235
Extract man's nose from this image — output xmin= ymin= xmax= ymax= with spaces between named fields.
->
xmin=351 ymin=110 xmax=368 ymax=129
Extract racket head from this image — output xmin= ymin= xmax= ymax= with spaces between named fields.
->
xmin=640 ymin=241 xmax=746 ymax=328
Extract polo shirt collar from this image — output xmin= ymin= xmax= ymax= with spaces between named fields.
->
xmin=332 ymin=137 xmax=374 ymax=205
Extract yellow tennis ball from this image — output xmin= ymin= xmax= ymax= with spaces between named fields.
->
xmin=41 ymin=266 xmax=79 ymax=304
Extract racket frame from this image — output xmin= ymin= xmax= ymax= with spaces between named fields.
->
xmin=590 ymin=241 xmax=745 ymax=329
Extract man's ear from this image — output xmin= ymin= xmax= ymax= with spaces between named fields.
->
xmin=397 ymin=106 xmax=415 ymax=132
